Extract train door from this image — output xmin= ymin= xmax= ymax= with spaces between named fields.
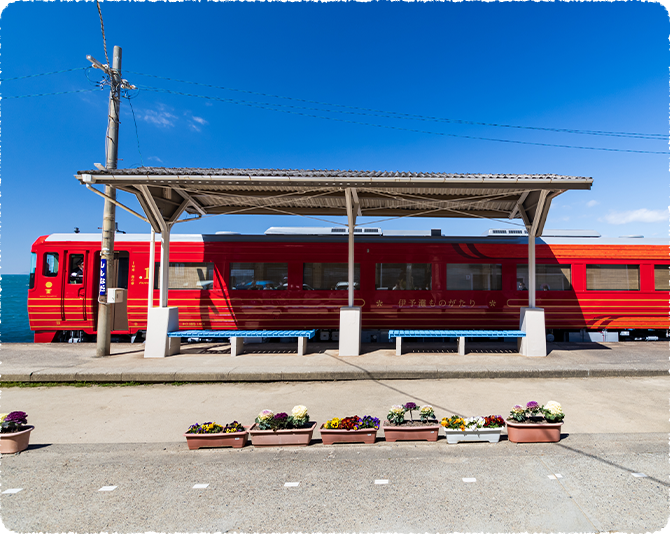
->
xmin=63 ymin=250 xmax=89 ymax=322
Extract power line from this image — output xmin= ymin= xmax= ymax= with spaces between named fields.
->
xmin=137 ymin=85 xmax=667 ymax=155
xmin=0 ymin=67 xmax=87 ymax=82
xmin=126 ymin=70 xmax=667 ymax=141
xmin=95 ymin=1 xmax=110 ymax=69
xmin=2 ymin=88 xmax=100 ymax=99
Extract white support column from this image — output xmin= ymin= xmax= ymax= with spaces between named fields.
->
xmin=528 ymin=232 xmax=536 ymax=308
xmin=339 ymin=188 xmax=362 ymax=356
xmin=230 ymin=337 xmax=244 ymax=357
xmin=147 ymin=228 xmax=156 ymax=317
xmin=159 ymin=226 xmax=171 ymax=308
xmin=458 ymin=337 xmax=466 ymax=356
xmin=395 ymin=336 xmax=402 ymax=356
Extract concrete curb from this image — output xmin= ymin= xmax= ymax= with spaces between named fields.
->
xmin=2 ymin=367 xmax=667 ymax=383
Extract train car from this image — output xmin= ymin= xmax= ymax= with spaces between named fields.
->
xmin=27 ymin=228 xmax=668 ymax=343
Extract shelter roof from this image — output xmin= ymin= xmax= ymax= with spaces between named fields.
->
xmin=76 ymin=167 xmax=593 ymax=236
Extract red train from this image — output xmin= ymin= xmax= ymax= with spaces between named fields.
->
xmin=28 ymin=228 xmax=668 ymax=343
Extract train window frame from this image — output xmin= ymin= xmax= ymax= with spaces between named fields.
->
xmin=516 ymin=264 xmax=572 ymax=291
xmin=375 ymin=263 xmax=432 ymax=290
xmin=68 ymin=254 xmax=85 ymax=285
xmin=654 ymin=265 xmax=670 ymax=291
xmin=153 ymin=262 xmax=215 ymax=290
xmin=229 ymin=262 xmax=289 ymax=290
xmin=43 ymin=252 xmax=59 ymax=278
xmin=29 ymin=252 xmax=37 ymax=289
xmin=586 ymin=264 xmax=640 ymax=291
xmin=446 ymin=263 xmax=502 ymax=291
xmin=303 ymin=263 xmax=360 ymax=290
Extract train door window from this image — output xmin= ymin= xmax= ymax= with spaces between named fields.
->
xmin=654 ymin=265 xmax=669 ymax=291
xmin=375 ymin=263 xmax=431 ymax=290
xmin=29 ymin=253 xmax=37 ymax=289
xmin=304 ymin=263 xmax=360 ymax=290
xmin=154 ymin=262 xmax=215 ymax=289
xmin=447 ymin=264 xmax=502 ymax=290
xmin=114 ymin=251 xmax=130 ymax=289
xmin=43 ymin=252 xmax=59 ymax=277
xmin=68 ymin=254 xmax=85 ymax=284
xmin=229 ymin=262 xmax=287 ymax=290
xmin=516 ymin=265 xmax=571 ymax=291
xmin=586 ymin=265 xmax=640 ymax=291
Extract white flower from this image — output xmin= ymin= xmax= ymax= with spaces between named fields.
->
xmin=258 ymin=409 xmax=274 ymax=421
xmin=390 ymin=405 xmax=405 ymax=415
xmin=291 ymin=405 xmax=308 ymax=419
xmin=0 ymin=413 xmax=7 ymax=423
xmin=420 ymin=405 xmax=434 ymax=415
xmin=544 ymin=401 xmax=563 ymax=415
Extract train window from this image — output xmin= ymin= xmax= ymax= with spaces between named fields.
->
xmin=516 ymin=265 xmax=571 ymax=291
xmin=43 ymin=252 xmax=59 ymax=277
xmin=447 ymin=264 xmax=502 ymax=291
xmin=230 ymin=262 xmax=288 ymax=290
xmin=29 ymin=253 xmax=36 ymax=289
xmin=375 ymin=263 xmax=431 ymax=290
xmin=304 ymin=263 xmax=360 ymax=290
xmin=68 ymin=254 xmax=85 ymax=285
xmin=654 ymin=265 xmax=669 ymax=291
xmin=586 ymin=265 xmax=639 ymax=291
xmin=154 ymin=262 xmax=215 ymax=290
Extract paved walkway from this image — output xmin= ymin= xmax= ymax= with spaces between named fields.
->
xmin=1 ymin=340 xmax=666 ymax=382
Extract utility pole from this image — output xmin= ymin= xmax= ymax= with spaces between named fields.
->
xmin=88 ymin=46 xmax=122 ymax=357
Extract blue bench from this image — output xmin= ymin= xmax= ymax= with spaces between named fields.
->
xmin=168 ymin=330 xmax=317 ymax=356
xmin=388 ymin=330 xmax=526 ymax=356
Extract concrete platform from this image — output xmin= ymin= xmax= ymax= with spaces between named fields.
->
xmin=1 ymin=340 xmax=667 ymax=382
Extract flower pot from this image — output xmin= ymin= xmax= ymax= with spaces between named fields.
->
xmin=443 ymin=427 xmax=502 ymax=444
xmin=506 ymin=421 xmax=563 ymax=443
xmin=183 ymin=428 xmax=249 ymax=450
xmin=320 ymin=425 xmax=378 ymax=445
xmin=249 ymin=421 xmax=316 ymax=447
xmin=382 ymin=423 xmax=440 ymax=442
xmin=0 ymin=426 xmax=34 ymax=454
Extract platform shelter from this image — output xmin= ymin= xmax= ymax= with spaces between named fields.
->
xmin=77 ymin=167 xmax=593 ymax=358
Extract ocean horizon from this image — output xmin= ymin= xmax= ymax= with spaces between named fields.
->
xmin=1 ymin=274 xmax=33 ymax=343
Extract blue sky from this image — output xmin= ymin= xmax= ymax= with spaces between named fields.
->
xmin=2 ymin=1 xmax=668 ymax=274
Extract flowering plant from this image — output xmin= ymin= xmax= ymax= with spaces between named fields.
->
xmin=420 ymin=405 xmax=435 ymax=423
xmin=185 ymin=422 xmax=224 ymax=434
xmin=404 ymin=402 xmax=418 ymax=419
xmin=508 ymin=401 xmax=564 ymax=423
xmin=255 ymin=406 xmax=311 ymax=431
xmin=0 ymin=412 xmax=28 ymax=434
xmin=441 ymin=415 xmax=506 ymax=430
xmin=324 ymin=415 xmax=380 ymax=430
xmin=387 ymin=405 xmax=406 ymax=425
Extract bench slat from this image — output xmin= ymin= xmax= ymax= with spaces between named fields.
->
xmin=168 ymin=329 xmax=316 ymax=339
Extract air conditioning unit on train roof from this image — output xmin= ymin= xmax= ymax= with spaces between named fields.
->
xmin=265 ymin=227 xmax=382 ymax=236
xmin=483 ymin=228 xmax=600 ymax=238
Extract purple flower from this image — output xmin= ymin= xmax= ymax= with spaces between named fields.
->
xmin=273 ymin=412 xmax=288 ymax=421
xmin=5 ymin=412 xmax=27 ymax=425
xmin=404 ymin=402 xmax=418 ymax=411
xmin=526 ymin=401 xmax=540 ymax=410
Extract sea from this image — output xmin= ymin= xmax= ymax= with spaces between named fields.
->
xmin=1 ymin=274 xmax=33 ymax=343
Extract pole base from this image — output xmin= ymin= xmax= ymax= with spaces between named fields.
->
xmin=338 ymin=306 xmax=362 ymax=356
xmin=518 ymin=307 xmax=547 ymax=357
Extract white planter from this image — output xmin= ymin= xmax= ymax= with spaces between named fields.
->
xmin=443 ymin=427 xmax=502 ymax=444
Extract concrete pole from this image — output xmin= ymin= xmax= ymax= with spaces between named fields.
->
xmin=95 ymin=45 xmax=122 ymax=357
xmin=528 ymin=232 xmax=536 ymax=308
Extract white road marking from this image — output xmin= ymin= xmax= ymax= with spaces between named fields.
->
xmin=374 ymin=479 xmax=389 ymax=484
xmin=284 ymin=482 xmax=300 ymax=487
xmin=2 ymin=489 xmax=22 ymax=494
xmin=632 ymin=473 xmax=648 ymax=478
xmin=193 ymin=484 xmax=209 ymax=489
xmin=462 ymin=478 xmax=476 ymax=483
xmin=98 ymin=486 xmax=117 ymax=491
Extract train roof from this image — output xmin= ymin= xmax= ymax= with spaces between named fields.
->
xmin=41 ymin=231 xmax=666 ymax=246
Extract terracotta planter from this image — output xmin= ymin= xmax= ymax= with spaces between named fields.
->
xmin=320 ymin=425 xmax=378 ymax=445
xmin=506 ymin=421 xmax=563 ymax=443
xmin=383 ymin=423 xmax=440 ymax=442
xmin=0 ymin=426 xmax=34 ymax=454
xmin=184 ymin=428 xmax=249 ymax=450
xmin=443 ymin=427 xmax=502 ymax=444
xmin=249 ymin=421 xmax=316 ymax=447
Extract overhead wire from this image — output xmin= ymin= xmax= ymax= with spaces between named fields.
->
xmin=135 ymin=85 xmax=667 ymax=155
xmin=126 ymin=70 xmax=667 ymax=141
